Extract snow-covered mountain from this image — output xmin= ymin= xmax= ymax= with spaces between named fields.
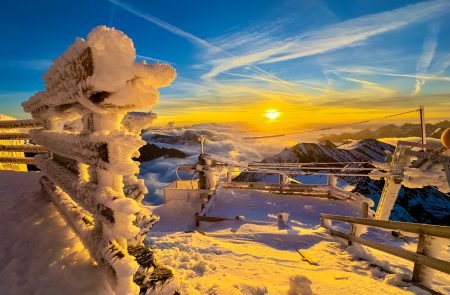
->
xmin=319 ymin=120 xmax=450 ymax=142
xmin=236 ymin=139 xmax=450 ymax=225
xmin=263 ymin=138 xmax=394 ymax=163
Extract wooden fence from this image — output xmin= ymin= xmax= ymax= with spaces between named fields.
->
xmin=21 ymin=26 xmax=177 ymax=295
xmin=321 ymin=214 xmax=450 ymax=293
xmin=0 ymin=119 xmax=46 ymax=170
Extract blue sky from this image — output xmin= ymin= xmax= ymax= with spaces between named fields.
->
xmin=1 ymin=0 xmax=449 ymax=128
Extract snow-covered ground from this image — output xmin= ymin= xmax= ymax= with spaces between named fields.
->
xmin=148 ymin=189 xmax=450 ymax=294
xmin=1 ymin=171 xmax=449 ymax=294
xmin=0 ymin=171 xmax=113 ymax=295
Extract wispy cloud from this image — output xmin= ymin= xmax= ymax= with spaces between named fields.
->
xmin=342 ymin=77 xmax=395 ymax=96
xmin=332 ymin=68 xmax=450 ymax=82
xmin=109 ymin=0 xmax=299 ymax=91
xmin=0 ymin=59 xmax=52 ymax=71
xmin=412 ymin=24 xmax=439 ymax=96
xmin=109 ymin=0 xmax=450 ymax=126
xmin=108 ymin=0 xmax=218 ymax=51
xmin=136 ymin=54 xmax=175 ymax=65
xmin=203 ymin=0 xmax=450 ymax=79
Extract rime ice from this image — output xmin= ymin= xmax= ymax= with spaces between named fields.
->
xmin=21 ymin=26 xmax=176 ymax=295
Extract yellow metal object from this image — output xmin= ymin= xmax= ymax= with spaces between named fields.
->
xmin=441 ymin=128 xmax=450 ymax=149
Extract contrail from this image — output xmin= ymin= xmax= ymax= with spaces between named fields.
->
xmin=108 ymin=0 xmax=299 ymax=92
xmin=412 ymin=24 xmax=439 ymax=96
xmin=109 ymin=0 xmax=216 ymax=50
xmin=136 ymin=54 xmax=176 ymax=65
xmin=334 ymin=69 xmax=450 ymax=81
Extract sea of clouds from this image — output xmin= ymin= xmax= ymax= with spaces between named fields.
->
xmin=139 ymin=123 xmax=309 ymax=204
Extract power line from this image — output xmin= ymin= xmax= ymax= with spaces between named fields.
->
xmin=243 ymin=109 xmax=419 ymax=140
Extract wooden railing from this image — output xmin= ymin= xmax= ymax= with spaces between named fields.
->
xmin=21 ymin=26 xmax=177 ymax=294
xmin=321 ymin=214 xmax=450 ymax=293
xmin=0 ymin=119 xmax=46 ymax=170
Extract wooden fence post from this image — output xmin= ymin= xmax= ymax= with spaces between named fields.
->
xmin=361 ymin=202 xmax=369 ymax=218
xmin=412 ymin=234 xmax=426 ymax=283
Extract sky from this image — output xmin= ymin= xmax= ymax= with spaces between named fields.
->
xmin=1 ymin=0 xmax=450 ymax=132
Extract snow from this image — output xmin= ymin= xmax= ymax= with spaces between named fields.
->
xmin=205 ymin=189 xmax=362 ymax=226
xmin=22 ymin=26 xmax=176 ymax=118
xmin=1 ymin=169 xmax=449 ymax=294
xmin=20 ymin=26 xmax=177 ymax=294
xmin=146 ymin=188 xmax=450 ymax=294
xmin=86 ymin=26 xmax=176 ymax=110
xmin=0 ymin=171 xmax=113 ymax=295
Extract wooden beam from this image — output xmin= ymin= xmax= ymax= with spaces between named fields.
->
xmin=34 ymin=155 xmax=117 ymax=227
xmin=296 ymin=249 xmax=319 ymax=265
xmin=0 ymin=144 xmax=47 ymax=153
xmin=0 ymin=119 xmax=42 ymax=129
xmin=321 ymin=214 xmax=450 ymax=239
xmin=327 ymin=228 xmax=450 ymax=275
xmin=0 ymin=133 xmax=30 ymax=140
xmin=412 ymin=234 xmax=426 ymax=283
xmin=196 ymin=215 xmax=230 ymax=226
xmin=30 ymin=129 xmax=109 ymax=165
xmin=0 ymin=157 xmax=34 ymax=164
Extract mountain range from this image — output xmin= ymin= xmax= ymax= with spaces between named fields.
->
xmin=235 ymin=139 xmax=450 ymax=225
xmin=319 ymin=120 xmax=450 ymax=142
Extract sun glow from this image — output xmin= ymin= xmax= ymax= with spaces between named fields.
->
xmin=265 ymin=109 xmax=280 ymax=120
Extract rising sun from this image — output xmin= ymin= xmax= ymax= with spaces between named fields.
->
xmin=265 ymin=109 xmax=280 ymax=120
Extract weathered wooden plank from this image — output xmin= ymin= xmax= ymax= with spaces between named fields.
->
xmin=0 ymin=144 xmax=47 ymax=153
xmin=35 ymin=155 xmax=116 ymax=227
xmin=30 ymin=129 xmax=109 ymax=165
xmin=196 ymin=215 xmax=230 ymax=226
xmin=40 ymin=176 xmax=131 ymax=290
xmin=40 ymin=176 xmax=94 ymax=229
xmin=296 ymin=249 xmax=319 ymax=266
xmin=23 ymin=46 xmax=94 ymax=116
xmin=0 ymin=119 xmax=42 ymax=129
xmin=321 ymin=214 xmax=450 ymax=239
xmin=53 ymin=153 xmax=79 ymax=174
xmin=0 ymin=157 xmax=34 ymax=164
xmin=0 ymin=133 xmax=30 ymax=140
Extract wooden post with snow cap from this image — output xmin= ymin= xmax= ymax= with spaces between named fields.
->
xmin=22 ymin=26 xmax=178 ymax=295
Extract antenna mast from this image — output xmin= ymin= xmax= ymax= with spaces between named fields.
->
xmin=420 ymin=105 xmax=426 ymax=146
